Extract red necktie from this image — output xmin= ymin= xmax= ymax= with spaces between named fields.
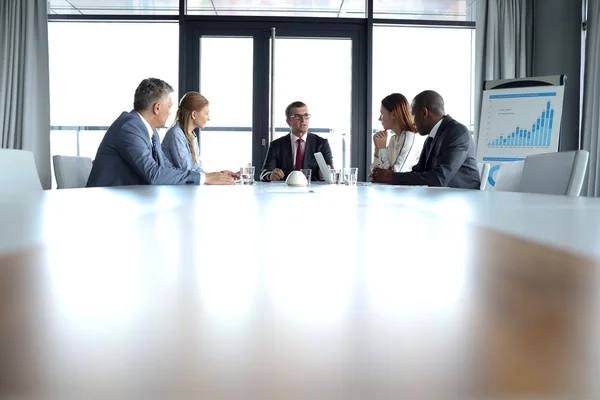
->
xmin=295 ymin=138 xmax=304 ymax=170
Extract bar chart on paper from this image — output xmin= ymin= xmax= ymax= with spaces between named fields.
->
xmin=487 ymin=99 xmax=554 ymax=147
xmin=479 ymin=90 xmax=564 ymax=154
xmin=476 ymin=78 xmax=565 ymax=190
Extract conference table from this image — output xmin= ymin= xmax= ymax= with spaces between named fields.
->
xmin=1 ymin=183 xmax=600 ymax=399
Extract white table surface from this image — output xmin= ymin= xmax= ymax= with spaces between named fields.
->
xmin=2 ymin=183 xmax=600 ymax=260
xmin=1 ymin=183 xmax=600 ymax=398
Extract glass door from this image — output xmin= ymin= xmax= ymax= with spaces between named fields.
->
xmin=181 ymin=22 xmax=365 ymax=179
xmin=271 ymin=37 xmax=353 ymax=169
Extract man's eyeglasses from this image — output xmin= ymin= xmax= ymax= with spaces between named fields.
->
xmin=289 ymin=113 xmax=311 ymax=120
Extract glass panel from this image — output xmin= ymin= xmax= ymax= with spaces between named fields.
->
xmin=374 ymin=0 xmax=475 ymax=22
xmin=198 ymin=37 xmax=253 ymax=172
xmin=372 ymin=26 xmax=475 ymax=164
xmin=48 ymin=0 xmax=179 ymax=15
xmin=48 ymin=21 xmax=179 ymax=187
xmin=272 ymin=38 xmax=352 ymax=169
xmin=47 ymin=0 xmax=80 ymax=15
xmin=78 ymin=130 xmax=108 ymax=159
xmin=187 ymin=0 xmax=365 ymax=18
xmin=50 ymin=130 xmax=78 ymax=157
xmin=470 ymin=28 xmax=476 ymax=130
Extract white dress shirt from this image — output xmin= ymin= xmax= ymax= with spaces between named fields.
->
xmin=136 ymin=112 xmax=154 ymax=141
xmin=428 ymin=118 xmax=444 ymax=140
xmin=290 ymin=132 xmax=308 ymax=169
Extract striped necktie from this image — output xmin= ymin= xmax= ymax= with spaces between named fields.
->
xmin=151 ymin=135 xmax=161 ymax=166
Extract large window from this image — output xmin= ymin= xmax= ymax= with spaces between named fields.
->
xmin=199 ymin=37 xmax=254 ymax=172
xmin=47 ymin=3 xmax=475 ymax=184
xmin=371 ymin=25 xmax=475 ymax=162
xmin=48 ymin=0 xmax=179 ymax=15
xmin=48 ymin=22 xmax=179 ymax=166
xmin=187 ymin=0 xmax=366 ymax=18
xmin=374 ymin=0 xmax=476 ymax=21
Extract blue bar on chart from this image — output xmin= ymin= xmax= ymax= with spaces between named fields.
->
xmin=487 ymin=101 xmax=555 ymax=148
xmin=548 ymin=109 xmax=554 ymax=146
xmin=536 ymin=117 xmax=541 ymax=146
xmin=539 ymin=112 xmax=545 ymax=146
xmin=531 ymin=124 xmax=535 ymax=146
xmin=542 ymin=102 xmax=551 ymax=146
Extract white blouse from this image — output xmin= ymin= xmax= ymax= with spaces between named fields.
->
xmin=371 ymin=130 xmax=425 ymax=173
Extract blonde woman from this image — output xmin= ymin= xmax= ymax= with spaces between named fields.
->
xmin=162 ymin=92 xmax=238 ymax=180
xmin=371 ymin=93 xmax=425 ymax=172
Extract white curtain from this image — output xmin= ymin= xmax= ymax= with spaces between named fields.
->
xmin=0 ymin=0 xmax=51 ymax=189
xmin=474 ymin=0 xmax=534 ymax=143
xmin=582 ymin=0 xmax=600 ymax=196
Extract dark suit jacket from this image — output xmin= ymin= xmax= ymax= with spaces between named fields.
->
xmin=391 ymin=115 xmax=480 ymax=189
xmin=86 ymin=111 xmax=201 ymax=187
xmin=260 ymin=133 xmax=333 ymax=181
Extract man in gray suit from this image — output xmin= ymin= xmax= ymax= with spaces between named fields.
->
xmin=370 ymin=90 xmax=480 ymax=189
xmin=86 ymin=78 xmax=233 ymax=187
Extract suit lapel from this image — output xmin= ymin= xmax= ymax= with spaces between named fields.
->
xmin=426 ymin=116 xmax=451 ymax=168
xmin=129 ymin=110 xmax=163 ymax=166
xmin=282 ymin=135 xmax=293 ymax=173
xmin=303 ymin=133 xmax=315 ymax=169
xmin=130 ymin=110 xmax=153 ymax=148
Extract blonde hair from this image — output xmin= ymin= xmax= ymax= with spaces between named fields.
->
xmin=175 ymin=92 xmax=209 ymax=165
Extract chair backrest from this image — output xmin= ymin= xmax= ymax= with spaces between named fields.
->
xmin=517 ymin=150 xmax=589 ymax=196
xmin=52 ymin=155 xmax=93 ymax=189
xmin=493 ymin=160 xmax=525 ymax=192
xmin=0 ymin=149 xmax=42 ymax=194
xmin=477 ymin=163 xmax=491 ymax=190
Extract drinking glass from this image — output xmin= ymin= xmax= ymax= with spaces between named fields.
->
xmin=239 ymin=166 xmax=255 ymax=185
xmin=329 ymin=168 xmax=342 ymax=185
xmin=344 ymin=167 xmax=358 ymax=186
xmin=300 ymin=168 xmax=312 ymax=185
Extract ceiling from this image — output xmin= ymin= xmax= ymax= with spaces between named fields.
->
xmin=48 ymin=0 xmax=475 ymax=20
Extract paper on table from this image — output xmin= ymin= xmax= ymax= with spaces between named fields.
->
xmin=314 ymin=152 xmax=332 ymax=184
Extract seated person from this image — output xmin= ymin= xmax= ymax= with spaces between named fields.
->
xmin=86 ymin=78 xmax=234 ymax=187
xmin=162 ymin=91 xmax=239 ymax=180
xmin=260 ymin=101 xmax=333 ymax=182
xmin=370 ymin=90 xmax=480 ymax=189
xmin=371 ymin=93 xmax=425 ymax=172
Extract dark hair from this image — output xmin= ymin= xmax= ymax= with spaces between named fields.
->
xmin=412 ymin=90 xmax=445 ymax=117
xmin=285 ymin=101 xmax=307 ymax=118
xmin=381 ymin=93 xmax=417 ymax=133
xmin=175 ymin=92 xmax=209 ymax=165
xmin=133 ymin=78 xmax=174 ymax=112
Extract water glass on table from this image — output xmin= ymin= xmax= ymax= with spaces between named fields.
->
xmin=344 ymin=167 xmax=358 ymax=186
xmin=300 ymin=168 xmax=312 ymax=185
xmin=240 ymin=166 xmax=255 ymax=185
xmin=329 ymin=168 xmax=342 ymax=185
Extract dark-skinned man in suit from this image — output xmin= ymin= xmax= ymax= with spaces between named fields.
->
xmin=370 ymin=90 xmax=480 ymax=189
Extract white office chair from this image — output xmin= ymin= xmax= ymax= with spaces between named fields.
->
xmin=517 ymin=150 xmax=589 ymax=196
xmin=53 ymin=155 xmax=93 ymax=189
xmin=477 ymin=162 xmax=491 ymax=190
xmin=492 ymin=160 xmax=526 ymax=192
xmin=0 ymin=149 xmax=42 ymax=194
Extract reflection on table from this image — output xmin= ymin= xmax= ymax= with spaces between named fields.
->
xmin=0 ymin=184 xmax=599 ymax=398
